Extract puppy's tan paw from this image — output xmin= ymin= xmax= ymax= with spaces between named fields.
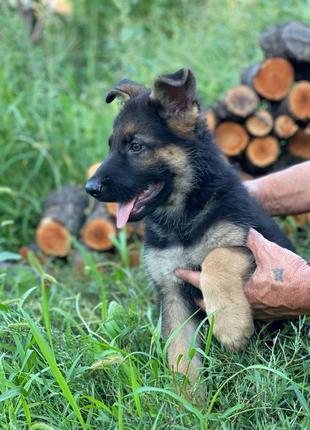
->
xmin=212 ymin=312 xmax=254 ymax=351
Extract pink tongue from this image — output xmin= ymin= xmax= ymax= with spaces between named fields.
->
xmin=116 ymin=199 xmax=136 ymax=228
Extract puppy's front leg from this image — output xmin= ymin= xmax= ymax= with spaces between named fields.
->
xmin=201 ymin=246 xmax=254 ymax=351
xmin=160 ymin=288 xmax=201 ymax=380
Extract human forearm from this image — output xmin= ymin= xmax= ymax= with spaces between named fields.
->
xmin=245 ymin=161 xmax=310 ymax=216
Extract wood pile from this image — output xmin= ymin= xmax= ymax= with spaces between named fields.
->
xmin=28 ymin=164 xmax=143 ymax=263
xmin=20 ymin=21 xmax=309 ymax=263
xmin=205 ymin=21 xmax=310 ymax=174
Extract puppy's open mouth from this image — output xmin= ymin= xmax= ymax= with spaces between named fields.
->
xmin=116 ymin=183 xmax=163 ymax=228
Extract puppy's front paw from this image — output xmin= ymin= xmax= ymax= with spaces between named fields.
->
xmin=212 ymin=310 xmax=254 ymax=351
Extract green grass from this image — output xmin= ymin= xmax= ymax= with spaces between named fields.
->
xmin=0 ymin=1 xmax=310 ymax=429
xmin=1 ymin=243 xmax=310 ymax=429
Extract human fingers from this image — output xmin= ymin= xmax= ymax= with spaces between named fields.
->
xmin=174 ymin=269 xmax=201 ymax=289
xmin=246 ymin=228 xmax=276 ymax=264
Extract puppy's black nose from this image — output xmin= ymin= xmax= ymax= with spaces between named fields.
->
xmin=85 ymin=179 xmax=103 ymax=198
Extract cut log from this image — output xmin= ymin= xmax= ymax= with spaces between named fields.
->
xmin=80 ymin=203 xmax=116 ymax=251
xmin=241 ymin=58 xmax=294 ymax=101
xmin=288 ymin=128 xmax=310 ymax=159
xmin=106 ymin=202 xmax=117 ymax=217
xmin=36 ymin=185 xmax=89 ymax=257
xmin=277 ymin=82 xmax=310 ymax=121
xmin=223 ymin=85 xmax=259 ymax=118
xmin=245 ymin=110 xmax=273 ymax=137
xmin=36 ymin=220 xmax=71 ymax=257
xmin=245 ymin=136 xmax=280 ymax=168
xmin=204 ymin=108 xmax=217 ymax=131
xmin=87 ymin=162 xmax=101 ymax=178
xmin=259 ymin=21 xmax=310 ymax=63
xmin=274 ymin=115 xmax=298 ymax=139
xmin=287 ymin=81 xmax=310 ymax=121
xmin=215 ymin=122 xmax=249 ymax=156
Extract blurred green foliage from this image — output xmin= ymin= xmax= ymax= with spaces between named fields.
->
xmin=0 ymin=0 xmax=309 ymax=248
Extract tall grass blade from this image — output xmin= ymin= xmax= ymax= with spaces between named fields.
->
xmin=22 ymin=311 xmax=87 ymax=429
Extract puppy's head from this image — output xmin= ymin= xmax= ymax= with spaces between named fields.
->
xmin=85 ymin=69 xmax=201 ymax=227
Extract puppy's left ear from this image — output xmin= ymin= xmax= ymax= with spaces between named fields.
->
xmin=106 ymin=79 xmax=146 ymax=104
xmin=151 ymin=68 xmax=199 ymax=128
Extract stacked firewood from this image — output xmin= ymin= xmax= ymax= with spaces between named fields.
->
xmin=205 ymin=21 xmax=310 ymax=174
xmin=23 ymin=21 xmax=309 ymax=261
xmin=32 ymin=182 xmax=143 ymax=260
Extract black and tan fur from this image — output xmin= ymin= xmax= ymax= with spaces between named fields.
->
xmin=86 ymin=69 xmax=293 ymax=380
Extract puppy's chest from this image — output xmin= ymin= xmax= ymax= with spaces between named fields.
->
xmin=144 ymin=221 xmax=247 ymax=289
xmin=144 ymin=245 xmax=198 ymax=288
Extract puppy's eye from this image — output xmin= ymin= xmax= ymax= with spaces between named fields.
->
xmin=129 ymin=141 xmax=143 ymax=153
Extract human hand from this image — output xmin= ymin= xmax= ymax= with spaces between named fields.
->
xmin=175 ymin=229 xmax=310 ymax=320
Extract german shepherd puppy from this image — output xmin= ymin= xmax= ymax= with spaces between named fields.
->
xmin=86 ymin=69 xmax=293 ymax=380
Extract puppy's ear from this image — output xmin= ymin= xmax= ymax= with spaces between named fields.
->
xmin=106 ymin=79 xmax=146 ymax=103
xmin=151 ymin=69 xmax=199 ymax=135
xmin=151 ymin=68 xmax=198 ymax=115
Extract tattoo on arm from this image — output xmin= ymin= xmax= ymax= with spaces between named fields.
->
xmin=272 ymin=268 xmax=284 ymax=282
